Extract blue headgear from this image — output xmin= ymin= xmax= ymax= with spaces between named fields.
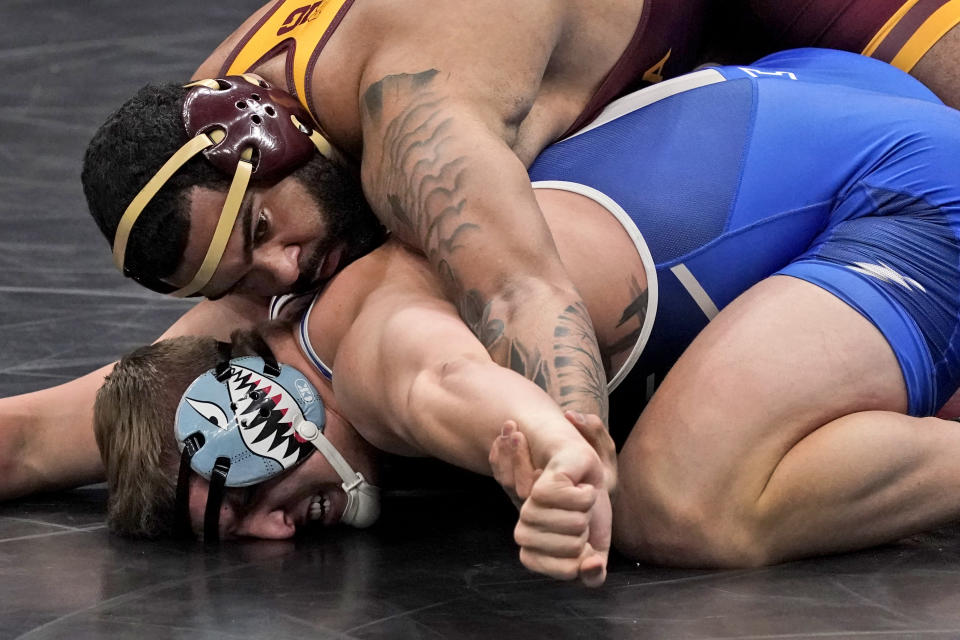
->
xmin=173 ymin=346 xmax=379 ymax=541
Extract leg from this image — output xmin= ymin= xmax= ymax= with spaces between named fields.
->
xmin=910 ymin=25 xmax=960 ymax=109
xmin=613 ymin=276 xmax=960 ymax=567
xmin=0 ymin=295 xmax=269 ymax=500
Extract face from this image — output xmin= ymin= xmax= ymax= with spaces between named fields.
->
xmin=167 ymin=177 xmax=345 ymax=299
xmin=165 ymin=155 xmax=382 ymax=299
xmin=186 ymin=397 xmax=378 ymax=541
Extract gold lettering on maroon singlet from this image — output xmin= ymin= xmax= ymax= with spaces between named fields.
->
xmin=277 ymin=1 xmax=326 ymax=35
xmin=643 ymin=48 xmax=672 ymax=84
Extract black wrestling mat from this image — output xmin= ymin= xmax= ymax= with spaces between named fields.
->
xmin=3 ymin=1 xmax=960 ymax=638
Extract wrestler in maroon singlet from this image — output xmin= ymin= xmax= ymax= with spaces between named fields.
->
xmin=714 ymin=0 xmax=960 ymax=75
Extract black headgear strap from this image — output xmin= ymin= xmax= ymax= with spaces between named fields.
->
xmin=172 ymin=337 xmax=281 ymax=543
xmin=174 ymin=433 xmax=204 ymax=540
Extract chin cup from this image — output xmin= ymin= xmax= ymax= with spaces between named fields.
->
xmin=341 ymin=474 xmax=381 ymax=529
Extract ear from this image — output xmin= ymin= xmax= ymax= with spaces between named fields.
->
xmin=239 ymin=508 xmax=296 ymax=540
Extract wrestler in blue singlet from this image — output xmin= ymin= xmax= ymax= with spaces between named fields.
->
xmin=528 ymin=48 xmax=960 ymax=438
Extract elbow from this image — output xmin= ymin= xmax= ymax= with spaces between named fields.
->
xmin=481 ymin=274 xmax=578 ymax=316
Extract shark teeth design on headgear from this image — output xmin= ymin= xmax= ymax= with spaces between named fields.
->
xmin=227 ymin=365 xmax=315 ymax=469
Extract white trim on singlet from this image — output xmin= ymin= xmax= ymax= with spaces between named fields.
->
xmin=670 ymin=264 xmax=720 ymax=320
xmin=298 ymin=293 xmax=333 ymax=381
xmin=531 ymin=180 xmax=658 ymax=392
xmin=288 ymin=182 xmax=658 ymax=390
xmin=562 ymin=68 xmax=727 ymax=142
xmin=269 ymin=293 xmax=334 ymax=380
xmin=269 ymin=293 xmax=299 ymax=320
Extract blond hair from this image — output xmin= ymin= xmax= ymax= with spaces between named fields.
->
xmin=94 ymin=336 xmax=222 ymax=538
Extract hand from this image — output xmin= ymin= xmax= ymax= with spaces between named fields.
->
xmin=489 ymin=412 xmax=617 ymax=504
xmin=489 ymin=420 xmax=540 ymax=509
xmin=563 ymin=411 xmax=618 ymax=494
xmin=515 ymin=442 xmax=612 ymax=587
xmin=491 ymin=422 xmax=612 ymax=587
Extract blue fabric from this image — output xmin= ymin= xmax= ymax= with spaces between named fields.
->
xmin=529 ymin=48 xmax=960 ymax=423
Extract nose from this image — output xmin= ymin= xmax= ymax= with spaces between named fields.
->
xmin=249 ymin=243 xmax=301 ymax=295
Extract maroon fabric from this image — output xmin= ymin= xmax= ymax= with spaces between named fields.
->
xmin=218 ymin=0 xmax=285 ymax=77
xmin=871 ymin=0 xmax=951 ymax=62
xmin=560 ymin=0 xmax=711 ymax=139
xmin=748 ymin=0 xmax=946 ymax=58
xmin=182 ymin=76 xmax=316 ymax=182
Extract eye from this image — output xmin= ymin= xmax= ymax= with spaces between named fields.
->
xmin=232 ymin=486 xmax=256 ymax=511
xmin=254 ymin=210 xmax=269 ymax=243
xmin=185 ymin=398 xmax=231 ymax=430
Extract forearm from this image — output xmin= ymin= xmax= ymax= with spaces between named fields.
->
xmin=466 ymin=275 xmax=608 ymax=423
xmin=0 ymin=364 xmax=111 ymax=499
xmin=360 ymin=81 xmax=608 ymax=423
xmin=405 ymin=354 xmax=598 ymax=476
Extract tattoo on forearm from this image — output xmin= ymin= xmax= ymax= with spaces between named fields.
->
xmin=364 ymin=71 xmax=608 ymax=421
xmin=459 ymin=289 xmax=505 ymax=350
xmin=363 ymin=70 xmax=480 ymax=269
xmin=554 ymin=301 xmax=608 ymax=419
xmin=507 ymin=342 xmax=552 ymax=392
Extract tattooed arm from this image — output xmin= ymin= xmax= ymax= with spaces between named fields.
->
xmin=358 ymin=67 xmax=609 ymax=429
xmin=330 ymin=250 xmax=610 ymax=584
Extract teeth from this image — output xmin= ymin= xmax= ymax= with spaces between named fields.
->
xmin=308 ymin=495 xmax=330 ymax=522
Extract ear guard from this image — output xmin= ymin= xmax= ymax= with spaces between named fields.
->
xmin=112 ymin=74 xmax=333 ymax=298
xmin=173 ymin=348 xmax=379 ymax=542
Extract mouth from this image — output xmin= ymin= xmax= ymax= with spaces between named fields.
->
xmin=293 ymin=242 xmax=345 ymax=294
xmin=317 ymin=243 xmax=345 ymax=281
xmin=306 ymin=487 xmax=344 ymax=527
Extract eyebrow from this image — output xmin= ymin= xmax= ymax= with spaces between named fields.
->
xmin=204 ymin=196 xmax=256 ymax=301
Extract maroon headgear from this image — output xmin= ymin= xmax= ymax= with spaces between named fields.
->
xmin=112 ymin=74 xmax=332 ymax=297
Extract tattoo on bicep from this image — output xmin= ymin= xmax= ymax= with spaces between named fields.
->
xmin=608 ymin=276 xmax=649 ymax=361
xmin=617 ymin=277 xmax=649 ymax=329
xmin=362 ymin=70 xmax=480 ymax=273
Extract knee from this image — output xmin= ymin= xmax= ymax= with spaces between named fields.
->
xmin=612 ymin=479 xmax=776 ymax=569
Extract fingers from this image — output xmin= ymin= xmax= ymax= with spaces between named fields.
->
xmin=581 ymin=487 xmax=612 ymax=587
xmin=489 ymin=421 xmax=540 ymax=509
xmin=517 ymin=544 xmax=608 ymax=585
xmin=577 ymin=548 xmax=608 ymax=588
xmin=489 ymin=424 xmax=519 ymax=504
xmin=564 ymin=411 xmax=618 ymax=492
xmin=503 ymin=422 xmax=537 ymax=500
xmin=513 ymin=471 xmax=610 ymax=584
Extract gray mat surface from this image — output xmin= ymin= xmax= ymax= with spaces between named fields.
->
xmin=2 ymin=1 xmax=960 ymax=638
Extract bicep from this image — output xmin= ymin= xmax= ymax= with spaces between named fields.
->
xmin=333 ymin=289 xmax=491 ymax=450
xmin=357 ymin=62 xmax=565 ymax=297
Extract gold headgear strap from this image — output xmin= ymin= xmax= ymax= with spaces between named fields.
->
xmin=112 ymin=132 xmax=217 ymax=273
xmin=290 ymin=114 xmax=333 ymax=157
xmin=169 ymin=154 xmax=252 ymax=298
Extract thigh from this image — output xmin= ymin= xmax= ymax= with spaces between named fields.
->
xmin=912 ymin=24 xmax=960 ymax=108
xmin=616 ymin=274 xmax=908 ymax=516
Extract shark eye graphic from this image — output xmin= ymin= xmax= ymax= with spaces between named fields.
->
xmin=185 ymin=397 xmax=231 ymax=430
